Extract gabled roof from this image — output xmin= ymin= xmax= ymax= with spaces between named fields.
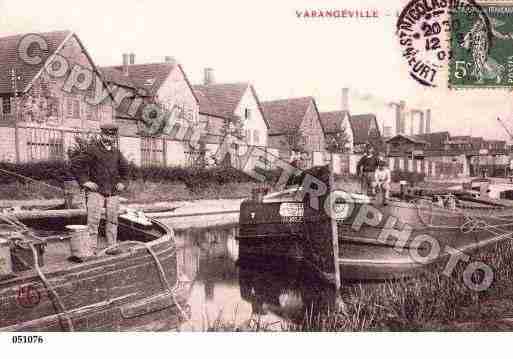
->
xmin=261 ymin=97 xmax=315 ymax=135
xmin=0 ymin=30 xmax=111 ymax=96
xmin=101 ymin=62 xmax=173 ymax=95
xmin=193 ymin=82 xmax=268 ymax=125
xmin=101 ymin=63 xmax=198 ymax=102
xmin=349 ymin=113 xmax=381 ymax=144
xmin=319 ymin=110 xmax=351 ymax=134
xmin=415 ymin=131 xmax=450 ymax=149
xmin=385 ymin=133 xmax=429 ymax=145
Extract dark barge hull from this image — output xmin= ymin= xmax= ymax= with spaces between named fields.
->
xmin=237 ymin=198 xmax=513 ymax=282
xmin=0 ymin=212 xmax=188 ymax=331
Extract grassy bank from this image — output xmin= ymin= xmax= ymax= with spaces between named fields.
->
xmin=204 ymin=240 xmax=513 ymax=332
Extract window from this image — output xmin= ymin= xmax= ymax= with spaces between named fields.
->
xmin=73 ymin=100 xmax=80 ymax=118
xmin=86 ymin=105 xmax=98 ymax=121
xmin=245 ymin=129 xmax=251 ymax=144
xmin=141 ymin=137 xmax=165 ymax=166
xmin=48 ymin=98 xmax=59 ymax=117
xmin=67 ymin=98 xmax=80 ymax=118
xmin=253 ymin=129 xmax=260 ymax=145
xmin=27 ymin=128 xmax=64 ymax=161
xmin=2 ymin=97 xmax=11 ymax=114
xmin=245 ymin=108 xmax=251 ymax=120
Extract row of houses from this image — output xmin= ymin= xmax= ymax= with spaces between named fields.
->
xmin=0 ymin=30 xmax=508 ymax=178
xmin=0 ymin=30 xmax=383 ymax=169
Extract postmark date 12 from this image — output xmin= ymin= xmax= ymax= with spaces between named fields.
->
xmin=11 ymin=335 xmax=44 ymax=344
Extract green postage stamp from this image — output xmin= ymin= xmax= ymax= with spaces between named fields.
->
xmin=450 ymin=2 xmax=513 ymax=88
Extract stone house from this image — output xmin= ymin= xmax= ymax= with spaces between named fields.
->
xmin=349 ymin=114 xmax=384 ymax=154
xmin=0 ymin=30 xmax=114 ymax=163
xmin=192 ymin=69 xmax=269 ymax=165
xmin=261 ymin=97 xmax=325 ymax=161
xmin=319 ymin=110 xmax=354 ymax=153
xmin=100 ymin=55 xmax=200 ymax=167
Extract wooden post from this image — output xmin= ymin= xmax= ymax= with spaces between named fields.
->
xmin=329 ymin=153 xmax=341 ymax=291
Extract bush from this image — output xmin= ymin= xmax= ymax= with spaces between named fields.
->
xmin=0 ymin=160 xmax=73 ymax=186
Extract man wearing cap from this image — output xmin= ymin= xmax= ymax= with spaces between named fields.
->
xmin=71 ymin=123 xmax=129 ymax=254
xmin=356 ymin=146 xmax=379 ymax=196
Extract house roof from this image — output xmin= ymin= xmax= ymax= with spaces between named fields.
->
xmin=319 ymin=110 xmax=351 ymax=134
xmin=99 ymin=67 xmax=138 ymax=89
xmin=193 ymin=82 xmax=267 ymax=125
xmin=261 ymin=97 xmax=315 ymax=135
xmin=349 ymin=114 xmax=381 ymax=145
xmin=100 ymin=62 xmax=177 ymax=95
xmin=415 ymin=131 xmax=450 ymax=149
xmin=385 ymin=133 xmax=429 ymax=145
xmin=0 ymin=30 xmax=71 ymax=94
xmin=101 ymin=62 xmax=199 ymax=120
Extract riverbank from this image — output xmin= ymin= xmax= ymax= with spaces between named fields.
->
xmin=203 ymin=237 xmax=513 ymax=332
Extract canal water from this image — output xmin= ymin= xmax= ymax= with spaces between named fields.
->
xmin=167 ymin=222 xmax=338 ymax=331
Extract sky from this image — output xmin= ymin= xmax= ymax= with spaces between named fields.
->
xmin=0 ymin=0 xmax=512 ymax=140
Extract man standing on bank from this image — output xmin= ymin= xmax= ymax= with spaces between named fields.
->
xmin=71 ymin=123 xmax=129 ymax=254
xmin=356 ymin=146 xmax=379 ymax=196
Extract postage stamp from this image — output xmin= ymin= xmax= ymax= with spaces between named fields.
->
xmin=449 ymin=1 xmax=513 ymax=88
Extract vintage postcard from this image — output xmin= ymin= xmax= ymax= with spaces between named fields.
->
xmin=2 ymin=0 xmax=513 ymax=351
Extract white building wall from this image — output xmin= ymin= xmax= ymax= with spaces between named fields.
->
xmin=0 ymin=127 xmax=16 ymax=162
xmin=234 ymin=87 xmax=268 ymax=147
xmin=119 ymin=136 xmax=141 ymax=166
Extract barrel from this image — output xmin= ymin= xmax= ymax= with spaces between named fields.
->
xmin=0 ymin=238 xmax=13 ymax=277
xmin=66 ymin=225 xmax=92 ymax=259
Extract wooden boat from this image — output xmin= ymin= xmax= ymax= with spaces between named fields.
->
xmin=0 ymin=209 xmax=191 ymax=331
xmin=237 ymin=166 xmax=513 ymax=282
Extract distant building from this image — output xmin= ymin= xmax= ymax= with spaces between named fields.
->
xmin=193 ymin=72 xmax=269 ymax=148
xmin=100 ymin=55 xmax=200 ymax=166
xmin=319 ymin=110 xmax=354 ymax=153
xmin=349 ymin=114 xmax=384 ymax=154
xmin=261 ymin=96 xmax=325 ymax=159
xmin=0 ymin=30 xmax=114 ymax=163
xmin=385 ymin=134 xmax=429 ymax=157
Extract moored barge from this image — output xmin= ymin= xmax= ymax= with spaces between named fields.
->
xmin=0 ymin=210 xmax=190 ymax=331
xmin=237 ymin=166 xmax=513 ymax=282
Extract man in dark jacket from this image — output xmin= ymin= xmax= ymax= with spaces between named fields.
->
xmin=71 ymin=123 xmax=129 ymax=253
xmin=356 ymin=146 xmax=379 ymax=196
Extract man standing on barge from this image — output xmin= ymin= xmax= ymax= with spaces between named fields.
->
xmin=356 ymin=146 xmax=379 ymax=196
xmin=71 ymin=123 xmax=129 ymax=254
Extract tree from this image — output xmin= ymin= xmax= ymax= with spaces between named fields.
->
xmin=325 ymin=126 xmax=350 ymax=153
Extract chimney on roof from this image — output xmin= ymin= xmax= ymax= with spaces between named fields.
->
xmin=129 ymin=53 xmax=135 ymax=65
xmin=204 ymin=68 xmax=214 ymax=85
xmin=425 ymin=108 xmax=431 ymax=134
xmin=165 ymin=56 xmax=176 ymax=65
xmin=341 ymin=88 xmax=349 ymax=112
xmin=122 ymin=53 xmax=129 ymax=76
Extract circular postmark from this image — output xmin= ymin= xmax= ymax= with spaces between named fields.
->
xmin=396 ymin=0 xmax=491 ymax=87
xmin=16 ymin=284 xmax=41 ymax=309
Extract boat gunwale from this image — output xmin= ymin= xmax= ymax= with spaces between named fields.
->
xmin=0 ymin=217 xmax=175 ymax=288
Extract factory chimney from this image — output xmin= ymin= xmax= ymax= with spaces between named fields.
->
xmin=425 ymin=109 xmax=431 ymax=134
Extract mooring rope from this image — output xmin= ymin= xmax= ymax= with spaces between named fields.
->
xmin=0 ymin=168 xmax=64 ymax=194
xmin=97 ymin=240 xmax=191 ymax=322
xmin=27 ymin=242 xmax=75 ymax=331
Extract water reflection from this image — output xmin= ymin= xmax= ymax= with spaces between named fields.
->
xmin=170 ymin=223 xmax=337 ymax=331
